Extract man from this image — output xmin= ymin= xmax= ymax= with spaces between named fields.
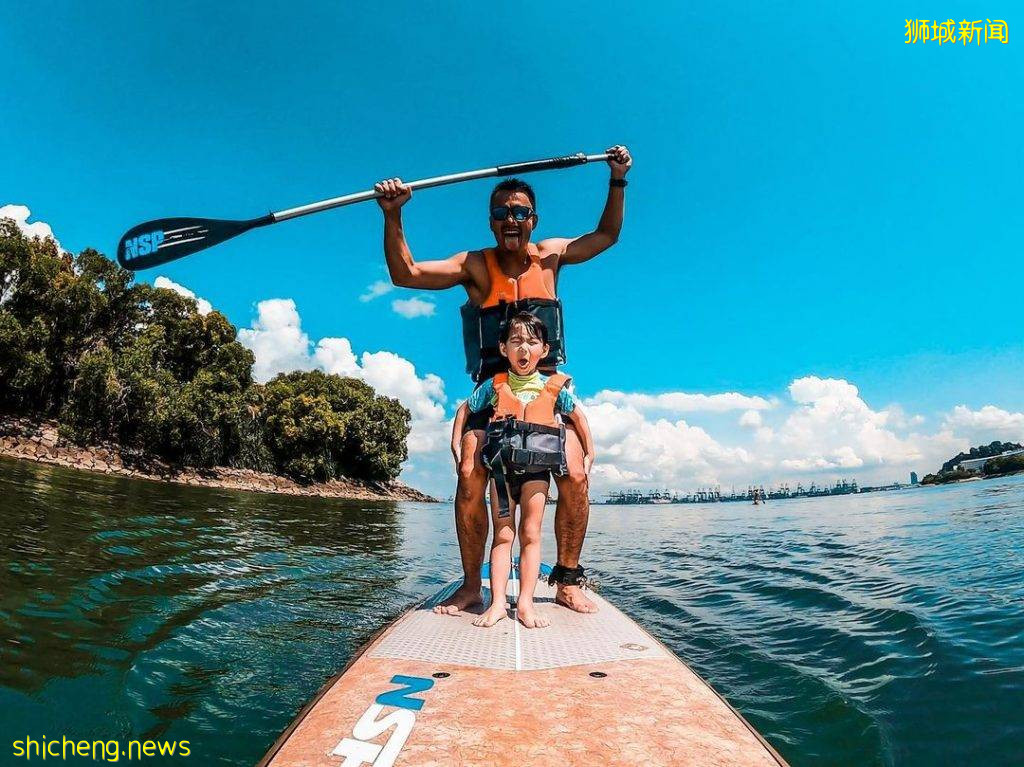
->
xmin=376 ymin=144 xmax=631 ymax=614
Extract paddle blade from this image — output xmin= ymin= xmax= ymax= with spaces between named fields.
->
xmin=116 ymin=215 xmax=272 ymax=270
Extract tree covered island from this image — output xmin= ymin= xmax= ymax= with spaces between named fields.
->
xmin=0 ymin=217 xmax=429 ymax=499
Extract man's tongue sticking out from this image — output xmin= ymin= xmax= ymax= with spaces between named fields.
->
xmin=502 ymin=226 xmax=520 ymax=249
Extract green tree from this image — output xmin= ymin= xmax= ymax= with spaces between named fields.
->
xmin=1 ymin=218 xmax=412 ymax=485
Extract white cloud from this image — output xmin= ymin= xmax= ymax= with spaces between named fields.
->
xmin=773 ymin=376 xmax=924 ymax=469
xmin=942 ymin=405 xmax=1024 ymax=444
xmin=391 ymin=297 xmax=436 ymax=319
xmin=576 ymin=375 xmax=976 ymax=496
xmin=588 ymin=390 xmax=774 ymax=413
xmin=360 ymin=280 xmax=393 ymax=302
xmin=154 ymin=276 xmax=213 ymax=315
xmin=739 ymin=409 xmax=762 ymax=427
xmin=1 ymin=204 xmax=60 ymax=250
xmin=586 ymin=401 xmax=754 ymax=490
xmin=238 ymin=298 xmax=450 ymax=458
xmin=238 ymin=299 xmax=317 ymax=382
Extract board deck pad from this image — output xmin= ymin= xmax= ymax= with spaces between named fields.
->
xmin=259 ymin=565 xmax=788 ymax=767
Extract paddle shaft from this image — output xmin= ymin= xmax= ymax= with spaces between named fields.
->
xmin=272 ymin=152 xmax=611 ymax=222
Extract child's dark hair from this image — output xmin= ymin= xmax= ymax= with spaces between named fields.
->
xmin=500 ymin=312 xmax=548 ymax=344
xmin=490 ymin=177 xmax=537 ymax=209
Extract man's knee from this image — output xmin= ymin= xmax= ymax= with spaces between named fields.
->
xmin=457 ymin=454 xmax=487 ymax=491
xmin=563 ymin=465 xmax=588 ymax=496
xmin=456 ymin=480 xmax=488 ymax=517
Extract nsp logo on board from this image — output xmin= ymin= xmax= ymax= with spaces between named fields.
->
xmin=122 ymin=230 xmax=164 ymax=258
xmin=332 ymin=674 xmax=434 ymax=767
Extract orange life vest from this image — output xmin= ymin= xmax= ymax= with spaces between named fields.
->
xmin=490 ymin=372 xmax=571 ymax=426
xmin=480 ymin=248 xmax=556 ymax=308
xmin=461 ymin=249 xmax=565 ymax=382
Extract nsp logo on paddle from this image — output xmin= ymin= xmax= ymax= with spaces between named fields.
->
xmin=122 ymin=229 xmax=164 ymax=259
xmin=332 ymin=674 xmax=434 ymax=767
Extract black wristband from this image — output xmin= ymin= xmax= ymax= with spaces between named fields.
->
xmin=610 ymin=178 xmax=628 ymax=188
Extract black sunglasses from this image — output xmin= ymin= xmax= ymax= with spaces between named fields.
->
xmin=490 ymin=205 xmax=534 ymax=222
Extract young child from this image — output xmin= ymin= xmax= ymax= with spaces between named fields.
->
xmin=452 ymin=312 xmax=594 ymax=629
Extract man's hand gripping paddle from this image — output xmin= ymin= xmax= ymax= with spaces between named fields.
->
xmin=116 ymin=151 xmax=611 ymax=271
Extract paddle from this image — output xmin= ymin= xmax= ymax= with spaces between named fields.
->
xmin=116 ymin=151 xmax=611 ymax=271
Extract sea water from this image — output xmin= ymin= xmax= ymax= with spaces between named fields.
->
xmin=1 ymin=456 xmax=1021 ymax=766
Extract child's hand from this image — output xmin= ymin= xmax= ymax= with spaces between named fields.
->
xmin=451 ymin=440 xmax=462 ymax=465
xmin=583 ymin=454 xmax=593 ymax=476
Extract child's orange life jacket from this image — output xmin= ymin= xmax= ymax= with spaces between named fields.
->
xmin=490 ymin=372 xmax=570 ymax=426
xmin=482 ymin=372 xmax=572 ymax=518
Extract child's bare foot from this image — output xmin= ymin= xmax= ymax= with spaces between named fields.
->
xmin=516 ymin=601 xmax=551 ymax=629
xmin=472 ymin=603 xmax=508 ymax=627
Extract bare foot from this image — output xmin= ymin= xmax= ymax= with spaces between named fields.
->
xmin=516 ymin=601 xmax=551 ymax=629
xmin=472 ymin=603 xmax=508 ymax=627
xmin=555 ymin=584 xmax=598 ymax=614
xmin=433 ymin=583 xmax=483 ymax=615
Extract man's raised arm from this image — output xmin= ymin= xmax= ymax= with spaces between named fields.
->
xmin=376 ymin=177 xmax=469 ymax=290
xmin=558 ymin=145 xmax=633 ymax=266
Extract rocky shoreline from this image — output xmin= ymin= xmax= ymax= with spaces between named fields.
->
xmin=0 ymin=415 xmax=436 ymax=502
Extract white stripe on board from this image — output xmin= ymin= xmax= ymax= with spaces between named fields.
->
xmin=512 ymin=560 xmax=522 ymax=671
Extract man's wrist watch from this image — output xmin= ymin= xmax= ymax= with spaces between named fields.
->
xmin=610 ymin=178 xmax=628 ymax=188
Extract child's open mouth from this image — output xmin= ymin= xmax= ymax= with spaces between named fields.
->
xmin=515 ymin=357 xmax=530 ymax=369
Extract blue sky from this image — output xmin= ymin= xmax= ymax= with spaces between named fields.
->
xmin=4 ymin=3 xmax=1022 ymax=495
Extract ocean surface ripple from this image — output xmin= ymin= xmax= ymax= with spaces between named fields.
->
xmin=1 ymin=457 xmax=1022 ymax=766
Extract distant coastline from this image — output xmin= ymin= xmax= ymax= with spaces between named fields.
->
xmin=921 ymin=441 xmax=1024 ymax=486
xmin=602 ymin=478 xmax=910 ymax=505
xmin=0 ymin=415 xmax=435 ymax=502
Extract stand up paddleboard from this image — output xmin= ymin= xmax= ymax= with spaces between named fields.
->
xmin=257 ymin=564 xmax=788 ymax=766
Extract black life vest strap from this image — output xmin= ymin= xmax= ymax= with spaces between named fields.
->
xmin=514 ymin=421 xmax=563 ymax=436
xmin=510 ymin=447 xmax=564 ymax=468
xmin=488 ymin=451 xmax=515 ymax=519
xmin=482 ymin=419 xmax=516 ymax=518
